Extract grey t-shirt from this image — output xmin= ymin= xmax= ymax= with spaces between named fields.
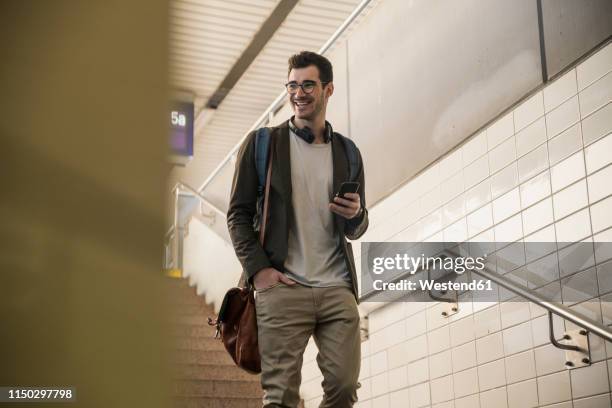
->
xmin=282 ymin=129 xmax=352 ymax=288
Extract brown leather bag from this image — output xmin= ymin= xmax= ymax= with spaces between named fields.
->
xmin=207 ymin=136 xmax=273 ymax=374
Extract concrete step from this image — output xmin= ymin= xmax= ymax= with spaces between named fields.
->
xmin=173 ymin=336 xmax=225 ymax=351
xmin=172 ymin=349 xmax=236 ymax=366
xmin=172 ymin=396 xmax=261 ymax=408
xmin=170 ymin=323 xmax=217 ymax=338
xmin=173 ymin=379 xmax=263 ymax=398
xmin=172 ymin=363 xmax=259 ymax=382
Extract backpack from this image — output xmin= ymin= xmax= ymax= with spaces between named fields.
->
xmin=254 ymin=127 xmax=360 ymax=193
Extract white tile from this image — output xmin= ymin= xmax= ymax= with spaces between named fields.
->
xmin=370 ymin=350 xmax=388 ymax=376
xmin=420 ymin=187 xmax=441 ymax=215
xmin=504 ymin=350 xmax=536 ymax=384
xmin=463 ymin=180 xmax=490 ymax=215
xmin=453 ymin=368 xmax=479 ymax=398
xmin=588 ymin=164 xmax=612 ymax=202
xmin=387 ymin=365 xmax=408 ymax=391
xmin=443 ymin=217 xmax=468 ymax=243
xmin=544 ymin=69 xmax=578 ymax=112
xmin=429 ymin=350 xmax=452 ymax=379
xmin=500 ymin=301 xmax=531 ymax=328
xmin=466 ymin=203 xmax=493 ymax=237
xmin=493 ymin=187 xmax=521 ymax=223
xmin=533 ymin=343 xmax=566 ymax=376
xmin=476 ymin=331 xmax=504 ymax=364
xmin=464 ymin=155 xmax=489 ymax=189
xmin=450 ymin=316 xmax=475 ymax=347
xmin=455 ymin=394 xmax=480 ymax=408
xmin=520 ymin=170 xmax=551 ymax=208
xmin=405 ymin=334 xmax=429 ymax=364
xmin=474 ymin=305 xmax=501 ymax=338
xmin=488 ymin=112 xmax=514 ymax=149
xmin=548 ymin=123 xmax=582 ymax=166
xmin=591 ymin=195 xmax=612 ymax=233
xmin=555 ymin=208 xmax=592 ymax=242
xmin=550 ymin=152 xmax=585 ymax=192
xmin=516 ymin=116 xmax=547 ymax=157
xmin=370 ymin=372 xmax=389 ymax=397
xmin=478 ymin=358 xmax=506 ymax=391
xmin=577 ymin=42 xmax=612 ymax=91
xmin=430 ymin=375 xmax=453 ymax=405
xmin=507 ymin=379 xmax=538 ymax=408
xmin=514 ymin=91 xmax=544 ymax=132
xmin=388 ymin=388 xmax=408 ymax=408
xmin=553 ymin=179 xmax=588 ymax=220
xmin=408 ymin=382 xmax=430 ymax=408
xmin=451 ymin=341 xmax=477 ymax=372
xmin=579 ymin=70 xmax=612 ymax=118
xmin=439 ymin=149 xmax=463 ymax=182
xmin=440 ymin=172 xmax=464 ymax=205
xmin=573 ymin=393 xmax=612 ymax=408
xmin=480 ymin=387 xmax=508 ymax=408
xmin=585 ymin=133 xmax=612 ymax=174
xmin=469 ymin=227 xmax=494 ymax=243
xmin=524 ymin=224 xmax=556 ymax=242
xmin=495 ymin=214 xmax=523 ymax=242
xmin=502 ymin=321 xmax=533 ymax=355
xmin=546 ymin=96 xmax=580 ymax=139
xmin=490 ymin=162 xmax=519 ymax=199
xmin=442 ymin=194 xmax=466 ymax=226
xmin=462 ymin=130 xmax=487 ymax=166
xmin=582 ymin=102 xmax=612 ymax=145
xmin=407 ymin=357 xmax=429 ymax=386
xmin=405 ymin=310 xmax=427 ymax=338
xmin=372 ymin=394 xmax=389 ymax=408
xmin=522 ymin=197 xmax=554 ymax=236
xmin=537 ymin=371 xmax=571 ymax=405
xmin=518 ymin=143 xmax=549 ymax=184
xmin=431 ymin=402 xmax=454 ymax=408
xmin=428 ymin=326 xmax=451 ymax=354
xmin=489 ymin=136 xmax=517 ymax=175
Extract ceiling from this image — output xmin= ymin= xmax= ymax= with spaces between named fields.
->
xmin=167 ymin=0 xmax=376 ymax=193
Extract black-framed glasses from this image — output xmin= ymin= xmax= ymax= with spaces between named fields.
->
xmin=284 ymin=80 xmax=328 ymax=94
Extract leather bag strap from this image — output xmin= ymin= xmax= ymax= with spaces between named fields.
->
xmin=258 ymin=140 xmax=273 ymax=246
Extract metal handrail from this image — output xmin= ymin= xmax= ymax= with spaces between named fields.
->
xmin=164 ymin=181 xmax=226 ymax=239
xmin=195 ymin=0 xmax=374 ymax=194
xmin=469 ymin=262 xmax=612 ymax=343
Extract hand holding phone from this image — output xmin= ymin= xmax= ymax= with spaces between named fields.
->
xmin=335 ymin=181 xmax=360 ymax=198
xmin=330 ymin=181 xmax=362 ymax=219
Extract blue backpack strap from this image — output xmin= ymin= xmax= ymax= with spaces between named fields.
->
xmin=336 ymin=132 xmax=360 ymax=181
xmin=254 ymin=127 xmax=271 ymax=194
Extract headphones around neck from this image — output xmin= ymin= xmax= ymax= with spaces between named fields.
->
xmin=288 ymin=116 xmax=333 ymax=144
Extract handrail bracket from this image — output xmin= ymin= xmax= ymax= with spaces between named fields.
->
xmin=548 ymin=311 xmax=591 ymax=369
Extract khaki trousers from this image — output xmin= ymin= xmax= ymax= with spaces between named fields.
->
xmin=255 ymin=282 xmax=361 ymax=408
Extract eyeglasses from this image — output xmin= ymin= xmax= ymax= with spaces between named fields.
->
xmin=284 ymin=80 xmax=328 ymax=94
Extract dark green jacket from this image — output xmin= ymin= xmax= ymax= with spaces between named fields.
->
xmin=226 ymin=119 xmax=369 ymax=303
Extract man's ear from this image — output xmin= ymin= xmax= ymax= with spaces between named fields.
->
xmin=325 ymin=82 xmax=334 ymax=98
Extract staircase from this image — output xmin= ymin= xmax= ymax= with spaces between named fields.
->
xmin=166 ymin=277 xmax=263 ymax=408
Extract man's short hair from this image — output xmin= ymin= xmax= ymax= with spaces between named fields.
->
xmin=287 ymin=51 xmax=333 ymax=84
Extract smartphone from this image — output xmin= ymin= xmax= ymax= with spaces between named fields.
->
xmin=335 ymin=181 xmax=360 ymax=199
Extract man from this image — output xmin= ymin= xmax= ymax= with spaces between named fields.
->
xmin=227 ymin=51 xmax=368 ymax=408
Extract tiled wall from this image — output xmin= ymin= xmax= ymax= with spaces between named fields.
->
xmin=300 ymin=41 xmax=612 ymax=408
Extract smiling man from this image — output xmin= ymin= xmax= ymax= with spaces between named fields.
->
xmin=227 ymin=51 xmax=369 ymax=407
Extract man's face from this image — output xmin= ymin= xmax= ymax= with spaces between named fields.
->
xmin=287 ymin=65 xmax=333 ymax=121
